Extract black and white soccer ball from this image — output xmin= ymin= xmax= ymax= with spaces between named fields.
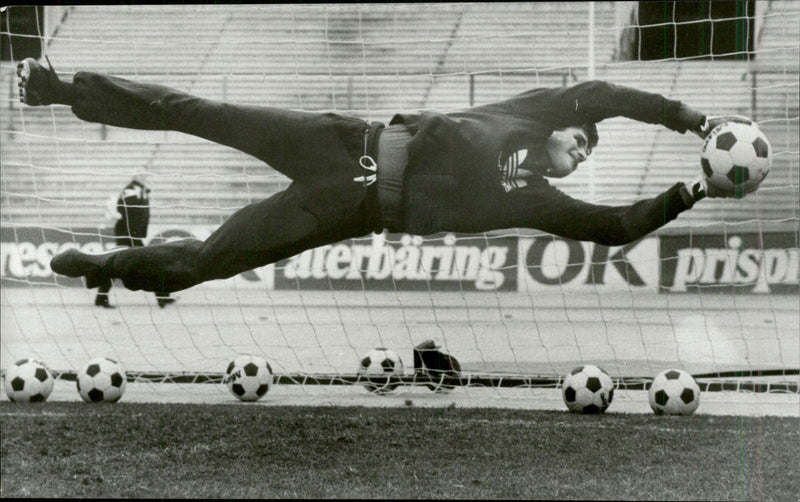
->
xmin=648 ymin=369 xmax=701 ymax=416
xmin=77 ymin=357 xmax=127 ymax=403
xmin=76 ymin=357 xmax=127 ymax=403
xmin=224 ymin=355 xmax=273 ymax=402
xmin=3 ymin=358 xmax=55 ymax=402
xmin=562 ymin=364 xmax=615 ymax=414
xmin=700 ymin=122 xmax=771 ymax=197
xmin=357 ymin=347 xmax=404 ymax=395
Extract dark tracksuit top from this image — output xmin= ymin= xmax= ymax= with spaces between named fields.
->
xmin=390 ymin=80 xmax=703 ymax=245
xmin=114 ymin=179 xmax=150 ymax=247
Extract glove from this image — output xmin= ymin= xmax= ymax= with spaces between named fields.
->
xmin=413 ymin=340 xmax=461 ymax=392
xmin=685 ymin=173 xmax=746 ymax=201
xmin=694 ymin=114 xmax=753 ymax=139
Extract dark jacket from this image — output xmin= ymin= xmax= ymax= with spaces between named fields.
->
xmin=389 ymin=80 xmax=704 ymax=244
xmin=114 ymin=179 xmax=150 ymax=241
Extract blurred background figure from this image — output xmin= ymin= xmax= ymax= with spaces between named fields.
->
xmin=96 ymin=172 xmax=176 ymax=308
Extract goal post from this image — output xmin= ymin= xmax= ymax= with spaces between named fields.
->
xmin=1 ymin=3 xmax=798 ymax=402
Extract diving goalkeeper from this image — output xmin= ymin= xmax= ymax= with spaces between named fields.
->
xmin=17 ymin=57 xmax=748 ymax=295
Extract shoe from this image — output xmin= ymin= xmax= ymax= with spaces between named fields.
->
xmin=17 ymin=55 xmax=63 ymax=106
xmin=413 ymin=340 xmax=462 ymax=392
xmin=94 ymin=292 xmax=115 ymax=308
xmin=413 ymin=340 xmax=437 ymax=376
xmin=50 ymin=248 xmax=116 ymax=289
xmin=156 ymin=297 xmax=176 ymax=308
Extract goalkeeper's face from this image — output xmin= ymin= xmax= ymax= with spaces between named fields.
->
xmin=544 ymin=126 xmax=592 ymax=178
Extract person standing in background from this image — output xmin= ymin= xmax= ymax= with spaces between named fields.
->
xmin=95 ymin=173 xmax=176 ymax=308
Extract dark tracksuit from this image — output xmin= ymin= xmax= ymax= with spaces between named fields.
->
xmin=95 ymin=179 xmax=171 ymax=303
xmin=114 ymin=179 xmax=150 ymax=248
xmin=62 ymin=74 xmax=701 ymax=294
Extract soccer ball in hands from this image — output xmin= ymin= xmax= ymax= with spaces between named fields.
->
xmin=224 ymin=355 xmax=273 ymax=402
xmin=3 ymin=358 xmax=55 ymax=402
xmin=562 ymin=364 xmax=615 ymax=413
xmin=358 ymin=348 xmax=404 ymax=395
xmin=77 ymin=357 xmax=127 ymax=403
xmin=648 ymin=369 xmax=701 ymax=416
xmin=700 ymin=122 xmax=771 ymax=197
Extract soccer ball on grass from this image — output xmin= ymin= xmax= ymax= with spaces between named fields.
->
xmin=3 ymin=358 xmax=55 ymax=402
xmin=357 ymin=348 xmax=404 ymax=395
xmin=562 ymin=364 xmax=615 ymax=413
xmin=77 ymin=357 xmax=127 ymax=403
xmin=648 ymin=368 xmax=700 ymax=416
xmin=224 ymin=354 xmax=273 ymax=402
xmin=700 ymin=122 xmax=771 ymax=197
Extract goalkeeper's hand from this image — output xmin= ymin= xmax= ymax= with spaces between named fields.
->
xmin=685 ymin=173 xmax=745 ymax=202
xmin=693 ymin=114 xmax=753 ymax=139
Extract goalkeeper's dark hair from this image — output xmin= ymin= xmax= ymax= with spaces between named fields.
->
xmin=583 ymin=122 xmax=599 ymax=150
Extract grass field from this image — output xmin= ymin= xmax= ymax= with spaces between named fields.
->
xmin=1 ymin=401 xmax=797 ymax=499
xmin=2 ymin=288 xmax=798 ymax=499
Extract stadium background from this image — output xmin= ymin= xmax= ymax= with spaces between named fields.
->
xmin=0 ymin=3 xmax=797 ymax=415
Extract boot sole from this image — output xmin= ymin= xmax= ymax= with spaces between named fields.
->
xmin=16 ymin=60 xmax=33 ymax=105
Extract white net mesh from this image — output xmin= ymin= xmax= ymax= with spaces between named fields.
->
xmin=1 ymin=3 xmax=797 ymax=398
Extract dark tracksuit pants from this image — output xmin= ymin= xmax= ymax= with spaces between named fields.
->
xmin=69 ymin=72 xmax=380 ymax=293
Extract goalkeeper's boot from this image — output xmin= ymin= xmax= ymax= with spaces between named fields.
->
xmin=50 ymin=248 xmax=118 ymax=289
xmin=156 ymin=294 xmax=176 ymax=308
xmin=94 ymin=294 xmax=115 ymax=309
xmin=413 ymin=340 xmax=462 ymax=392
xmin=16 ymin=56 xmax=71 ymax=106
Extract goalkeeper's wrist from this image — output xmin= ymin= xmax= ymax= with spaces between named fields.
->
xmin=678 ymin=104 xmax=706 ymax=135
xmin=697 ymin=115 xmax=709 ymax=136
xmin=679 ymin=180 xmax=706 ymax=207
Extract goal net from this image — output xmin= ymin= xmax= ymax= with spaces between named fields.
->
xmin=1 ymin=3 xmax=798 ymax=402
